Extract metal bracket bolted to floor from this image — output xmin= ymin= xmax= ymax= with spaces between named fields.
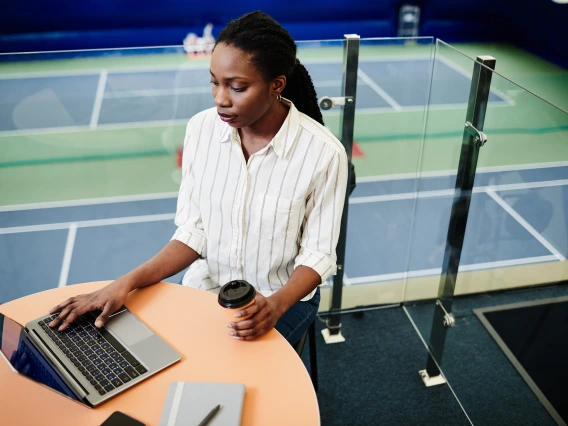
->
xmin=419 ymin=369 xmax=447 ymax=387
xmin=322 ymin=321 xmax=346 ymax=344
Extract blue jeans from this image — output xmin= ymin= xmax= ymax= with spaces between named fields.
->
xmin=275 ymin=287 xmax=320 ymax=346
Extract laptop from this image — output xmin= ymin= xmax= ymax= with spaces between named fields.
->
xmin=0 ymin=306 xmax=181 ymax=407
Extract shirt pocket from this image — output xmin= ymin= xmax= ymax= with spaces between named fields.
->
xmin=251 ymin=193 xmax=304 ymax=240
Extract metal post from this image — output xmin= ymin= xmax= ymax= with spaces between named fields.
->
xmin=322 ymin=34 xmax=360 ymax=344
xmin=419 ymin=56 xmax=496 ymax=386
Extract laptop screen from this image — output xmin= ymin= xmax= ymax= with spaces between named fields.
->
xmin=0 ymin=312 xmax=86 ymax=405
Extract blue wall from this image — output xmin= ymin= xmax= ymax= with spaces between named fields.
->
xmin=1 ymin=0 xmax=567 ymax=67
xmin=0 ymin=1 xmax=398 ymax=52
xmin=420 ymin=0 xmax=568 ymax=68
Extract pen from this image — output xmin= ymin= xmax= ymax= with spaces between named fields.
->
xmin=197 ymin=404 xmax=221 ymax=426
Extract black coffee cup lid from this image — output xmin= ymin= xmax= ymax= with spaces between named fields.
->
xmin=218 ymin=280 xmax=256 ymax=308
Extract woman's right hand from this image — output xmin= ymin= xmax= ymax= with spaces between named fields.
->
xmin=47 ymin=279 xmax=132 ymax=331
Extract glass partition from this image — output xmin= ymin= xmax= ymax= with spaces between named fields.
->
xmin=0 ymin=37 xmax=436 ymax=308
xmin=403 ymin=40 xmax=568 ymax=425
xmin=321 ymin=36 xmax=435 ymax=311
xmin=0 ymin=46 xmax=205 ymax=303
xmin=0 ymin=46 xmax=207 ymax=206
xmin=0 ymin=37 xmax=473 ymax=425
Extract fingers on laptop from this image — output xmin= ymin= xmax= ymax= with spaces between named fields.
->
xmin=48 ymin=295 xmax=116 ymax=331
xmin=54 ymin=304 xmax=92 ymax=331
xmin=95 ymin=304 xmax=114 ymax=328
xmin=48 ymin=296 xmax=89 ymax=330
xmin=48 ymin=297 xmax=75 ymax=315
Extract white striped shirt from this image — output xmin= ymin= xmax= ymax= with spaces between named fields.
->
xmin=172 ymin=98 xmax=348 ymax=301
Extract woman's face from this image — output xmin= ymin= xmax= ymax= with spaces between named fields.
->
xmin=210 ymin=43 xmax=283 ymax=128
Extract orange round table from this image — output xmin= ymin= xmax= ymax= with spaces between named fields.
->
xmin=0 ymin=281 xmax=320 ymax=426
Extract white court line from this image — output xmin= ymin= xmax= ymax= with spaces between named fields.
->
xmin=3 ymin=179 xmax=568 ymax=233
xmin=0 ymin=55 xmax=423 ymax=80
xmin=348 ymin=255 xmax=558 ymax=285
xmin=58 ymin=223 xmax=77 ymax=287
xmin=320 ymin=99 xmax=511 ymax=117
xmin=104 ymin=86 xmax=211 ymax=99
xmin=0 ymin=213 xmax=175 ymax=235
xmin=2 ymin=169 xmax=568 ymax=213
xmin=350 ymin=189 xmax=453 ymax=204
xmin=100 ymin=63 xmax=210 ymax=74
xmin=435 ymin=56 xmax=515 ymax=106
xmin=357 ymin=161 xmax=568 ymax=183
xmin=314 ymin=79 xmax=340 ymax=87
xmin=359 ymin=56 xmax=432 ymax=63
xmin=0 ymin=70 xmax=102 ymax=80
xmin=357 ymin=68 xmax=402 ymax=111
xmin=89 ymin=69 xmax=108 ymax=129
xmin=1 ymin=43 xmax=185 ymax=56
xmin=300 ymin=55 xmax=432 ymax=65
xmin=0 ymin=192 xmax=178 ymax=212
xmin=476 ymin=161 xmax=568 ymax=174
xmin=485 ymin=189 xmax=566 ymax=261
xmin=356 ymin=171 xmax=450 ymax=183
xmin=102 ymin=79 xmax=364 ymax=100
xmin=484 ymin=179 xmax=568 ymax=192
xmin=0 ymin=118 xmax=189 ymax=138
xmin=349 ymin=179 xmax=568 ymax=204
xmin=0 ymin=125 xmax=91 ymax=137
xmin=321 ymin=106 xmax=403 ymax=117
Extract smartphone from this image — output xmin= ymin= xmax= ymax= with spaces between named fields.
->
xmin=100 ymin=411 xmax=145 ymax=426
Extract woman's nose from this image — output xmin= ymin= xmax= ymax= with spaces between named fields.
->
xmin=214 ymin=87 xmax=231 ymax=108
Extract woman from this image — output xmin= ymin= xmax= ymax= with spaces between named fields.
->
xmin=48 ymin=11 xmax=348 ymax=346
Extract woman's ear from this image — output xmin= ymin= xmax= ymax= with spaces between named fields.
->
xmin=272 ymin=75 xmax=286 ymax=96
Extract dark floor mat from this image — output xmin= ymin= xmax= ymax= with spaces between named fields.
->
xmin=475 ymin=296 xmax=568 ymax=426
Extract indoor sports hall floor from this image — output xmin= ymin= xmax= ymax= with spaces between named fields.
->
xmin=1 ymin=42 xmax=567 ymax=306
xmin=3 ymin=161 xmax=568 ymax=304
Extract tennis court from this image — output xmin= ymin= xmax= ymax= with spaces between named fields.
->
xmin=0 ymin=43 xmax=516 ymax=203
xmin=1 ymin=43 xmax=568 ymax=306
xmin=0 ymin=56 xmax=508 ymax=134
xmin=3 ymin=160 xmax=568 ymax=304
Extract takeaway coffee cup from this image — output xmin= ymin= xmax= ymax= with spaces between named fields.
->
xmin=218 ymin=280 xmax=256 ymax=322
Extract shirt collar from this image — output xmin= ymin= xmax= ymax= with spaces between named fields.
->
xmin=218 ymin=97 xmax=301 ymax=159
xmin=219 ymin=121 xmax=233 ymax=143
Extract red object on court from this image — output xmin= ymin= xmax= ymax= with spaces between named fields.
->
xmin=176 ymin=146 xmax=183 ymax=168
xmin=352 ymin=141 xmax=365 ymax=158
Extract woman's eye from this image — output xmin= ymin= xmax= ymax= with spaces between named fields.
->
xmin=210 ymin=81 xmax=219 ymax=86
xmin=232 ymin=87 xmax=246 ymax=92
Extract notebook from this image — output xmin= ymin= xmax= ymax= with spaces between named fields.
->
xmin=159 ymin=382 xmax=246 ymax=426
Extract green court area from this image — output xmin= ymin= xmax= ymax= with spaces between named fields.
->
xmin=1 ymin=42 xmax=567 ymax=206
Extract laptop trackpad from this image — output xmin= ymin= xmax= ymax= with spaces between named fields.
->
xmin=106 ymin=313 xmax=153 ymax=346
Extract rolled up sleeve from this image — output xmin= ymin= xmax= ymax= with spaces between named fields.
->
xmin=171 ymin=119 xmax=207 ymax=257
xmin=295 ymin=148 xmax=348 ymax=283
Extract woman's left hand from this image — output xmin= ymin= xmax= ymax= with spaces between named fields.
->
xmin=228 ymin=293 xmax=283 ymax=341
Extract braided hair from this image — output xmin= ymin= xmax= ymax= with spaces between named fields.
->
xmin=215 ymin=11 xmax=324 ymax=125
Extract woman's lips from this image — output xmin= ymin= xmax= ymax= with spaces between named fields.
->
xmin=218 ymin=113 xmax=237 ymax=123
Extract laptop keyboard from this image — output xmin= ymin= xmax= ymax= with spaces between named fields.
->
xmin=38 ymin=311 xmax=148 ymax=396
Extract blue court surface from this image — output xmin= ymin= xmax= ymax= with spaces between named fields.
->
xmin=0 ymin=57 xmax=508 ymax=133
xmin=2 ymin=162 xmax=567 ymax=303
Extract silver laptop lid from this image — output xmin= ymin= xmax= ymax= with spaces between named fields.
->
xmin=0 ymin=312 xmax=89 ymax=407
